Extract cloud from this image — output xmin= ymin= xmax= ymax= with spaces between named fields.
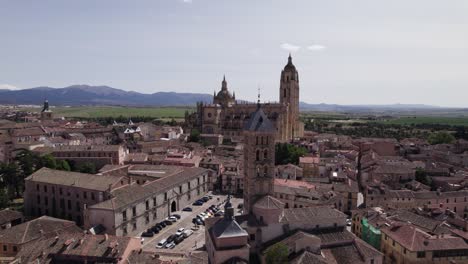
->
xmin=307 ymin=44 xmax=326 ymax=51
xmin=280 ymin=43 xmax=301 ymax=52
xmin=0 ymin=84 xmax=18 ymax=90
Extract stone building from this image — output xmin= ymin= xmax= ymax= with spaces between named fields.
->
xmin=24 ymin=166 xmax=211 ymax=236
xmin=191 ymin=55 xmax=304 ymax=142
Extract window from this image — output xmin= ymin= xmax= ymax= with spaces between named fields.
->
xmin=132 ymin=206 xmax=136 ymax=216
xmin=153 ymin=197 xmax=157 ymax=207
xmin=146 ymin=215 xmax=150 ymax=224
xmin=36 ymin=184 xmax=39 ymax=191
xmin=132 ymin=222 xmax=137 ymax=230
xmin=122 ymin=211 xmax=127 ymax=221
xmin=76 ymin=202 xmax=80 ymax=212
xmin=2 ymin=245 xmax=6 ymax=251
xmin=146 ymin=200 xmax=149 ymax=210
xmin=83 ymin=192 xmax=87 ymax=199
xmin=264 ymin=150 xmax=268 ymax=160
xmin=37 ymin=195 xmax=41 ymax=204
xmin=13 ymin=246 xmax=17 ymax=252
xmin=91 ymin=193 xmax=95 ymax=200
xmin=67 ymin=200 xmax=72 ymax=210
xmin=164 ymin=193 xmax=167 ymax=201
xmin=123 ymin=226 xmax=128 ymax=236
xmin=256 ymin=150 xmax=260 ymax=161
xmin=179 ymin=186 xmax=182 ymax=194
xmin=392 ymin=240 xmax=395 ymax=247
xmin=249 ymin=234 xmax=255 ymax=241
xmin=44 ymin=185 xmax=47 ymax=192
xmin=417 ymin=251 xmax=426 ymax=258
xmin=59 ymin=188 xmax=63 ymax=195
xmin=44 ymin=197 xmax=48 ymax=206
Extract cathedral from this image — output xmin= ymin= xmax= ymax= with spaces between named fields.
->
xmin=191 ymin=55 xmax=304 ymax=142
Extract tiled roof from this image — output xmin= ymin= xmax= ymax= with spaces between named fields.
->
xmin=210 ymin=218 xmax=248 ymax=239
xmin=290 ymin=251 xmax=328 ymax=264
xmin=0 ymin=216 xmax=81 ymax=244
xmin=243 ymin=106 xmax=275 ymax=132
xmin=382 ymin=223 xmax=468 ymax=251
xmin=89 ymin=167 xmax=209 ymax=210
xmin=26 ymin=167 xmax=125 ymax=192
xmin=15 ymin=232 xmax=137 ymax=263
xmin=0 ymin=209 xmax=22 ymax=225
xmin=274 ymin=179 xmax=315 ymax=189
xmin=280 ymin=207 xmax=346 ymax=224
xmin=254 ymin=195 xmax=284 ymax=210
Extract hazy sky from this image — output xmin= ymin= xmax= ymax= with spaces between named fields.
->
xmin=1 ymin=0 xmax=467 ymax=107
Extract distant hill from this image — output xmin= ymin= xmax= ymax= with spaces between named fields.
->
xmin=0 ymin=85 xmax=213 ymax=106
xmin=0 ymin=85 xmax=447 ymax=111
xmin=299 ymin=102 xmax=442 ymax=112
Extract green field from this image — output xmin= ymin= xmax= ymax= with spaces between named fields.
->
xmin=378 ymin=116 xmax=468 ymax=126
xmin=34 ymin=106 xmax=193 ymax=119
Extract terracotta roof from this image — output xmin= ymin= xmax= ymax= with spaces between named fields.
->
xmin=0 ymin=216 xmax=81 ymax=244
xmin=382 ymin=223 xmax=468 ymax=251
xmin=280 ymin=207 xmax=346 ymax=224
xmin=0 ymin=209 xmax=22 ymax=225
xmin=26 ymin=167 xmax=125 ymax=192
xmin=254 ymin=195 xmax=284 ymax=210
xmin=290 ymin=251 xmax=328 ymax=264
xmin=275 ymin=178 xmax=315 ymax=189
xmin=15 ymin=232 xmax=138 ymax=263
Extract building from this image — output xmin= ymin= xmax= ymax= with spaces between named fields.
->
xmin=38 ymin=144 xmax=128 ymax=168
xmin=40 ymin=100 xmax=53 ymax=121
xmin=24 ymin=166 xmax=211 ymax=236
xmin=205 ymin=104 xmax=382 ymax=263
xmin=13 ymin=232 xmax=141 ymax=264
xmin=24 ymin=168 xmax=128 ymax=226
xmin=191 ymin=55 xmax=304 ymax=142
xmin=380 ymin=223 xmax=468 ymax=264
xmin=0 ymin=209 xmax=22 ymax=230
xmin=0 ymin=216 xmax=81 ymax=260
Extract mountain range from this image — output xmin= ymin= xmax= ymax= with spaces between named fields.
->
xmin=0 ymin=85 xmax=444 ymax=111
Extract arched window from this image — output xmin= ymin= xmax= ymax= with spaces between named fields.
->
xmin=256 ymin=167 xmax=260 ymax=177
xmin=264 ymin=149 xmax=268 ymax=160
xmin=256 ymin=150 xmax=260 ymax=161
xmin=261 ymin=136 xmax=264 ymax=145
xmin=284 ymin=88 xmax=287 ymax=98
xmin=263 ymin=166 xmax=268 ymax=177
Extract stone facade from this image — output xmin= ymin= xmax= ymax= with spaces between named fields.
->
xmin=191 ymin=55 xmax=304 ymax=142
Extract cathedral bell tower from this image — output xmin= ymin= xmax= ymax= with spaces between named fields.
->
xmin=279 ymin=54 xmax=300 ymax=139
xmin=243 ymin=101 xmax=276 ymax=214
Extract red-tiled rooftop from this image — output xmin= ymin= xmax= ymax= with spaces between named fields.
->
xmin=274 ymin=178 xmax=315 ymax=189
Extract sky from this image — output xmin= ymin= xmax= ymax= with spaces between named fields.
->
xmin=1 ymin=0 xmax=467 ymax=107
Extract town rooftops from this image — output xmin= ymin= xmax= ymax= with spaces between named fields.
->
xmin=15 ymin=232 xmax=138 ymax=263
xmin=26 ymin=167 xmax=125 ymax=192
xmin=280 ymin=207 xmax=346 ymax=224
xmin=0 ymin=209 xmax=22 ymax=226
xmin=0 ymin=216 xmax=81 ymax=245
xmin=210 ymin=217 xmax=248 ymax=239
xmin=51 ymin=144 xmax=123 ymax=152
xmin=254 ymin=195 xmax=285 ymax=210
xmin=381 ymin=223 xmax=468 ymax=252
xmin=275 ymin=178 xmax=315 ymax=189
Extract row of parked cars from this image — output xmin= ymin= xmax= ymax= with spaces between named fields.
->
xmin=156 ymin=227 xmax=194 ymax=249
xmin=192 ymin=204 xmax=224 ymax=225
xmin=192 ymin=195 xmax=213 ymax=206
xmin=141 ymin=214 xmax=182 ymax=237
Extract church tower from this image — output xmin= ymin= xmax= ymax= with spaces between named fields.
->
xmin=243 ymin=102 xmax=276 ymax=214
xmin=279 ymin=54 xmax=300 ymax=139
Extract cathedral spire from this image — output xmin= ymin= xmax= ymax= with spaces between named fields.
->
xmin=221 ymin=75 xmax=227 ymax=91
xmin=257 ymin=87 xmax=261 ymax=109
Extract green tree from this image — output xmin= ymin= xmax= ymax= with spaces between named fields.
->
xmin=264 ymin=243 xmax=289 ymax=264
xmin=428 ymin=131 xmax=455 ymax=145
xmin=275 ymin=143 xmax=307 ymax=165
xmin=189 ymin=128 xmax=201 ymax=142
xmin=415 ymin=168 xmax=432 ymax=186
xmin=41 ymin=154 xmax=57 ymax=169
xmin=0 ymin=189 xmax=9 ymax=209
xmin=57 ymin=160 xmax=71 ymax=171
xmin=79 ymin=163 xmax=96 ymax=174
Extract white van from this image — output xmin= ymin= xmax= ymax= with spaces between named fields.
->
xmin=156 ymin=239 xmax=167 ymax=248
xmin=183 ymin=229 xmax=194 ymax=238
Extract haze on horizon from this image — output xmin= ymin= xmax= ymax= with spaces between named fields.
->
xmin=1 ymin=0 xmax=467 ymax=107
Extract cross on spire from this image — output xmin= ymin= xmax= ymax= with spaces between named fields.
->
xmin=257 ymin=86 xmax=261 ymax=108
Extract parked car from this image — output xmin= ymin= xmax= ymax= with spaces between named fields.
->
xmin=156 ymin=239 xmax=167 ymax=248
xmin=193 ymin=200 xmax=203 ymax=206
xmin=150 ymin=226 xmax=160 ymax=234
xmin=176 ymin=227 xmax=185 ymax=236
xmin=172 ymin=214 xmax=181 ymax=219
xmin=164 ymin=220 xmax=173 ymax=225
xmin=141 ymin=231 xmax=154 ymax=237
xmin=167 ymin=234 xmax=177 ymax=243
xmin=174 ymin=235 xmax=185 ymax=244
xmin=208 ymin=195 xmax=213 ymax=199
xmin=201 ymin=196 xmax=209 ymax=202
xmin=168 ymin=216 xmax=177 ymax=222
xmin=182 ymin=207 xmax=193 ymax=212
xmin=165 ymin=242 xmax=176 ymax=249
xmin=183 ymin=229 xmax=194 ymax=238
xmin=159 ymin=221 xmax=167 ymax=227
xmin=214 ymin=212 xmax=224 ymax=217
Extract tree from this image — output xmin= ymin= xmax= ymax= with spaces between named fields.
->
xmin=57 ymin=160 xmax=71 ymax=171
xmin=264 ymin=243 xmax=289 ymax=264
xmin=0 ymin=189 xmax=9 ymax=209
xmin=41 ymin=154 xmax=57 ymax=169
xmin=415 ymin=168 xmax=432 ymax=186
xmin=275 ymin=143 xmax=307 ymax=165
xmin=78 ymin=163 xmax=96 ymax=174
xmin=189 ymin=128 xmax=201 ymax=142
xmin=428 ymin=131 xmax=455 ymax=145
